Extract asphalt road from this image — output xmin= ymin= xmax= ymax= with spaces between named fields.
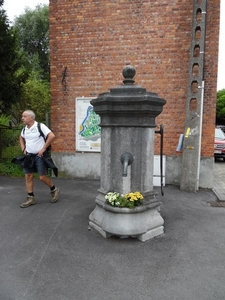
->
xmin=0 ymin=167 xmax=224 ymax=300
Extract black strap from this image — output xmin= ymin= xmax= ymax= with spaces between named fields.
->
xmin=37 ymin=122 xmax=46 ymax=142
xmin=23 ymin=122 xmax=46 ymax=141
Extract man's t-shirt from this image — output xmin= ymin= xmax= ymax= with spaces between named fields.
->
xmin=21 ymin=121 xmax=51 ymax=154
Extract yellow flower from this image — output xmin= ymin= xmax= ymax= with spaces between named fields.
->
xmin=106 ymin=191 xmax=143 ymax=208
xmin=124 ymin=191 xmax=143 ymax=201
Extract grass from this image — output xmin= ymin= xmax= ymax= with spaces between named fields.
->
xmin=0 ymin=160 xmax=24 ymax=177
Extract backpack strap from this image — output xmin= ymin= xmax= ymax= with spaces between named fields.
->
xmin=37 ymin=122 xmax=46 ymax=142
xmin=22 ymin=122 xmax=45 ymax=141
xmin=38 ymin=122 xmax=51 ymax=152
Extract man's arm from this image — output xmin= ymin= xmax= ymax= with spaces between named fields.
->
xmin=38 ymin=131 xmax=55 ymax=156
xmin=19 ymin=136 xmax=26 ymax=154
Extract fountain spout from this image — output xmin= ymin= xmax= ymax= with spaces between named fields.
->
xmin=120 ymin=153 xmax=133 ymax=177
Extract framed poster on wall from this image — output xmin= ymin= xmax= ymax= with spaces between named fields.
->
xmin=75 ymin=97 xmax=101 ymax=152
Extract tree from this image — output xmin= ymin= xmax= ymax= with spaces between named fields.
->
xmin=20 ymin=71 xmax=50 ymax=122
xmin=13 ymin=4 xmax=49 ymax=81
xmin=9 ymin=4 xmax=50 ymax=123
xmin=0 ymin=3 xmax=50 ymax=121
xmin=0 ymin=0 xmax=24 ymax=114
xmin=216 ymin=89 xmax=225 ymax=120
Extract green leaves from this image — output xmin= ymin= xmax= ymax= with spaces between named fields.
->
xmin=20 ymin=72 xmax=50 ymax=121
xmin=216 ymin=89 xmax=225 ymax=119
xmin=0 ymin=4 xmax=50 ymax=122
xmin=14 ymin=4 xmax=49 ymax=81
xmin=0 ymin=4 xmax=22 ymax=114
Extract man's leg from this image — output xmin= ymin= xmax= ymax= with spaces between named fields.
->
xmin=39 ymin=174 xmax=54 ymax=188
xmin=20 ymin=173 xmax=36 ymax=208
xmin=36 ymin=156 xmax=60 ymax=203
xmin=25 ymin=173 xmax=34 ymax=193
xmin=39 ymin=174 xmax=60 ymax=203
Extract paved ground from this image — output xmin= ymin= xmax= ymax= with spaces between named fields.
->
xmin=213 ymin=158 xmax=225 ymax=200
xmin=0 ymin=162 xmax=225 ymax=300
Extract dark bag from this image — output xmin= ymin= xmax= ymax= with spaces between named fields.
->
xmin=22 ymin=154 xmax=36 ymax=168
xmin=42 ymin=152 xmax=58 ymax=177
xmin=12 ymin=152 xmax=58 ymax=176
xmin=11 ymin=154 xmax=36 ymax=169
xmin=11 ymin=156 xmax=26 ymax=167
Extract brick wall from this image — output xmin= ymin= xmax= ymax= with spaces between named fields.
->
xmin=49 ymin=0 xmax=220 ymax=158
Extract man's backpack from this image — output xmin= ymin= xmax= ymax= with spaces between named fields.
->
xmin=23 ymin=122 xmax=51 ymax=152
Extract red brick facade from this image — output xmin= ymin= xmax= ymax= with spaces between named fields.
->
xmin=49 ymin=0 xmax=220 ymax=158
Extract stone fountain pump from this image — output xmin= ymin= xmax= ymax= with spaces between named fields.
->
xmin=89 ymin=65 xmax=166 ymax=242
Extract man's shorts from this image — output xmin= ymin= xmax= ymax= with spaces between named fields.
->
xmin=23 ymin=155 xmax=47 ymax=176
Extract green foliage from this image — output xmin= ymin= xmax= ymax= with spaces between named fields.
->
xmin=13 ymin=4 xmax=49 ymax=81
xmin=0 ymin=114 xmax=11 ymax=126
xmin=0 ymin=3 xmax=50 ymax=177
xmin=0 ymin=3 xmax=50 ymax=119
xmin=0 ymin=115 xmax=22 ymax=165
xmin=11 ymin=70 xmax=50 ymax=123
xmin=21 ymin=72 xmax=50 ymax=122
xmin=6 ymin=4 xmax=51 ymax=121
xmin=0 ymin=160 xmax=24 ymax=177
xmin=0 ymin=3 xmax=25 ymax=114
xmin=216 ymin=89 xmax=225 ymax=119
xmin=0 ymin=115 xmax=21 ymax=146
xmin=0 ymin=114 xmax=23 ymax=177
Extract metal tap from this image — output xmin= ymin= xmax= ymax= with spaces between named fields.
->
xmin=120 ymin=152 xmax=133 ymax=177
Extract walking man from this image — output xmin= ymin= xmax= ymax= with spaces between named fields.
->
xmin=19 ymin=110 xmax=60 ymax=208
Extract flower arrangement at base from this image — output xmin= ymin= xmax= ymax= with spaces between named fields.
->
xmin=105 ymin=191 xmax=144 ymax=208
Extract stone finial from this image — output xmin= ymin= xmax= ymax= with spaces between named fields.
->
xmin=122 ymin=65 xmax=136 ymax=85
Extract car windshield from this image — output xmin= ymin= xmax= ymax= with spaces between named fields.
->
xmin=215 ymin=128 xmax=225 ymax=140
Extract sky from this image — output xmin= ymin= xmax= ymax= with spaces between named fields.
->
xmin=2 ymin=0 xmax=225 ymax=91
xmin=3 ymin=0 xmax=49 ymax=21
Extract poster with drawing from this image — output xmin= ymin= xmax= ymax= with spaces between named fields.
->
xmin=75 ymin=97 xmax=101 ymax=152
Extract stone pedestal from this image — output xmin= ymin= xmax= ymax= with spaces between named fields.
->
xmin=89 ymin=190 xmax=164 ymax=242
xmin=89 ymin=65 xmax=166 ymax=242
